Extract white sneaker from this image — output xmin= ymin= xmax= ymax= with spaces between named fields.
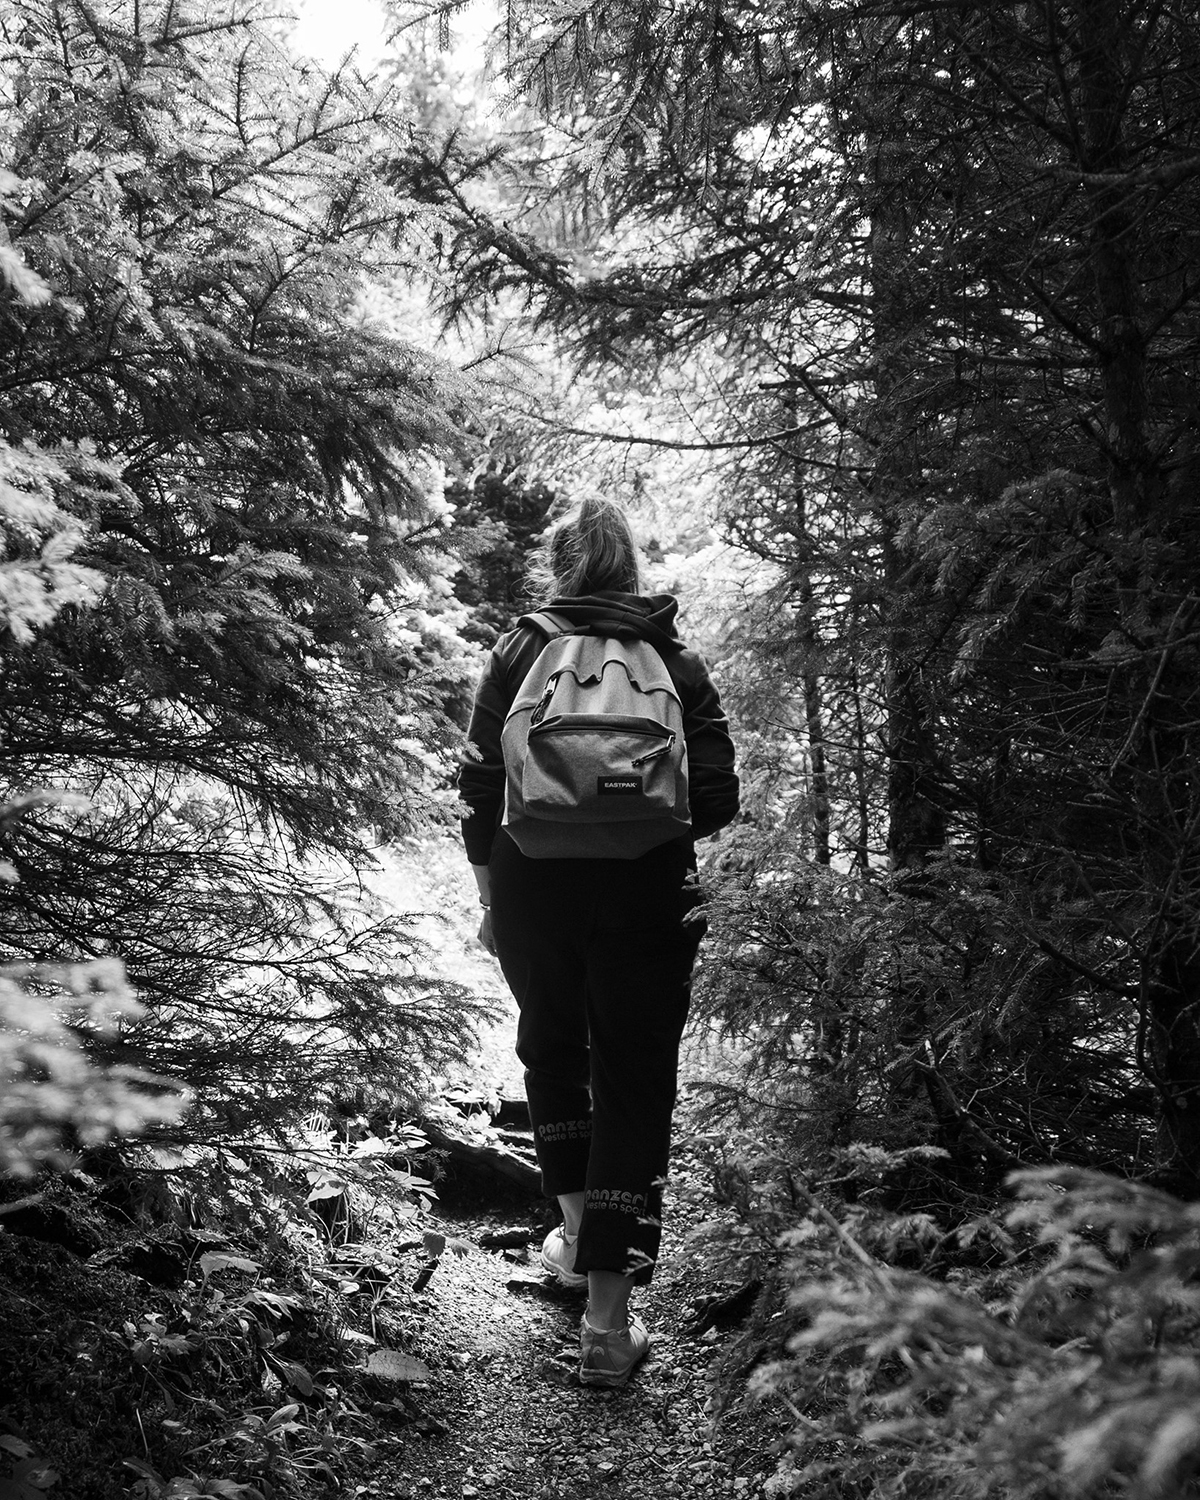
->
xmin=579 ymin=1310 xmax=651 ymax=1388
xmin=539 ymin=1225 xmax=587 ymax=1289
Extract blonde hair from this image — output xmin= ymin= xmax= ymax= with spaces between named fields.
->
xmin=529 ymin=496 xmax=642 ymax=601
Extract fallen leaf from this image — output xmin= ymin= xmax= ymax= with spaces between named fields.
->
xmin=365 ymin=1349 xmax=431 ymax=1383
xmin=198 ymin=1251 xmax=260 ymax=1279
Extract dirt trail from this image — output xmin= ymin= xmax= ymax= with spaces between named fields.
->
xmin=363 ymin=905 xmax=777 ymax=1500
xmin=369 ymin=1190 xmax=772 ymax=1500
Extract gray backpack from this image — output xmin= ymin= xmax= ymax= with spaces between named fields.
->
xmin=501 ymin=612 xmax=691 ymax=858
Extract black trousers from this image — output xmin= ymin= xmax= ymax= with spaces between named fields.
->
xmin=488 ymin=830 xmax=705 ymax=1284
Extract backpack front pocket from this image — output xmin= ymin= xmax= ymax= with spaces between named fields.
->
xmin=522 ymin=714 xmax=679 ymax=821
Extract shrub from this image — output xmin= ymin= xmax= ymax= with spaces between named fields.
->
xmin=754 ymin=1167 xmax=1200 ymax=1499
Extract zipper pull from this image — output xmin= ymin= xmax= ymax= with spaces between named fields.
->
xmin=530 ymin=675 xmax=558 ymax=726
xmin=631 ymin=733 xmax=675 ymax=768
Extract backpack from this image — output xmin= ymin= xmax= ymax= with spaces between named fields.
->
xmin=500 ymin=611 xmax=691 ymax=859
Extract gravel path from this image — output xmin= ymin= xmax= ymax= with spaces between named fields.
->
xmin=367 ymin=865 xmax=779 ymax=1500
xmin=369 ymin=1194 xmax=774 ymax=1500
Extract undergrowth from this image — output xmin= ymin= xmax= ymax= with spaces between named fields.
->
xmin=0 ymin=1113 xmax=447 ymax=1500
xmin=688 ymin=1131 xmax=1200 ymax=1499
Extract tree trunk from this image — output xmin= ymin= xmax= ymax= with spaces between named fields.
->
xmin=789 ymin=439 xmax=832 ymax=868
xmin=1144 ymin=936 xmax=1200 ymax=1194
xmin=862 ymin=17 xmax=949 ymax=1153
xmin=1075 ymin=0 xmax=1200 ymax=1188
xmin=803 ymin=666 xmax=832 ymax=868
xmin=849 ymin=665 xmax=872 ymax=872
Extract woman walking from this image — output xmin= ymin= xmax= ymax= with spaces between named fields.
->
xmin=457 ymin=496 xmax=739 ymax=1388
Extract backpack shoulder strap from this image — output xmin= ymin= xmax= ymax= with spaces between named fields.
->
xmin=518 ymin=610 xmax=580 ymax=641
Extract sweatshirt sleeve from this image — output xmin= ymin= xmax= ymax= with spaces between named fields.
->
xmin=678 ymin=651 xmax=740 ymax=839
xmin=457 ymin=646 xmax=511 ymax=865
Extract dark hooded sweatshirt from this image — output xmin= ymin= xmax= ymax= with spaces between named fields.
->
xmin=457 ymin=591 xmax=740 ymax=865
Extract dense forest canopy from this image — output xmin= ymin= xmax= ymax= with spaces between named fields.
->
xmin=389 ymin=0 xmax=1200 ymax=1195
xmin=3 ymin=0 xmax=1200 ymax=1495
xmin=0 ymin=0 xmax=483 ymax=1162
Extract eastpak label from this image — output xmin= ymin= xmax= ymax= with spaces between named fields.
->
xmin=597 ymin=775 xmax=643 ymax=795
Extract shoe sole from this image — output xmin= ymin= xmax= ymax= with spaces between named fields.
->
xmin=579 ymin=1348 xmax=649 ymax=1389
xmin=579 ymin=1319 xmax=651 ymax=1388
xmin=539 ymin=1249 xmax=588 ymax=1290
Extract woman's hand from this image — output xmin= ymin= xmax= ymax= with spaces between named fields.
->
xmin=477 ymin=907 xmax=497 ymax=957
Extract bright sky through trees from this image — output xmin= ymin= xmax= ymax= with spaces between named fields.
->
xmin=289 ymin=0 xmax=390 ymax=66
xmin=288 ymin=0 xmax=494 ymax=72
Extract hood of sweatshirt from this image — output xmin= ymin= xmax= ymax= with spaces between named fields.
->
xmin=522 ymin=591 xmax=684 ymax=655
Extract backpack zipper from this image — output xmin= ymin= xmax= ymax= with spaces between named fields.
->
xmin=530 ymin=674 xmax=560 ymax=727
xmin=528 ymin=716 xmax=676 ymax=768
xmin=630 ymin=732 xmax=676 ymax=768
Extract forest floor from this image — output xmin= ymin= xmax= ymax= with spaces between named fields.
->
xmin=370 ymin=1144 xmax=777 ymax=1500
xmin=364 ymin=843 xmax=784 ymax=1498
xmin=371 ymin=1002 xmax=782 ymax=1500
xmin=0 ymin=953 xmax=788 ymax=1500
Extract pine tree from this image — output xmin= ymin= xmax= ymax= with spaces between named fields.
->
xmin=0 ymin=0 xmax=484 ymax=1147
xmin=394 ymin=0 xmax=1200 ymax=1188
xmin=447 ymin=468 xmax=557 ymax=642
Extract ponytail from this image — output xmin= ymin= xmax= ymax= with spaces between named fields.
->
xmin=530 ymin=495 xmax=642 ymax=601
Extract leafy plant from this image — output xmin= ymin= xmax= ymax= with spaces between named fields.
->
xmin=0 ymin=948 xmax=188 ymax=1174
xmin=754 ymin=1167 xmax=1200 ymax=1499
xmin=104 ymin=1205 xmax=398 ymax=1499
xmin=0 ymin=1435 xmax=60 ymax=1500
